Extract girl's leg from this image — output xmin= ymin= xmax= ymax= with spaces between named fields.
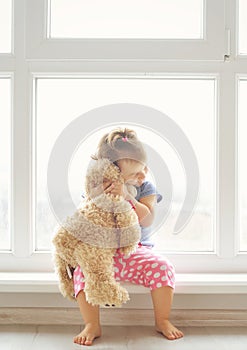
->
xmin=114 ymin=246 xmax=183 ymax=340
xmin=73 ymin=268 xmax=101 ymax=346
xmin=151 ymin=286 xmax=183 ymax=340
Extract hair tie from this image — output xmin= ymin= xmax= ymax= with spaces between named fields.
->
xmin=122 ymin=136 xmax=128 ymax=142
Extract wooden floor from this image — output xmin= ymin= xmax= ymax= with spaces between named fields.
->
xmin=0 ymin=325 xmax=247 ymax=349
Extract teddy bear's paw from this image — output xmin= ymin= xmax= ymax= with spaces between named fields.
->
xmin=108 ymin=285 xmax=130 ymax=306
xmin=85 ymin=281 xmax=129 ymax=307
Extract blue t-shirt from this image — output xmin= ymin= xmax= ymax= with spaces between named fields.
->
xmin=135 ymin=181 xmax=162 ymax=247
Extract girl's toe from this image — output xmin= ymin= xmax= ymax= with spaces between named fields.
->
xmin=80 ymin=336 xmax=86 ymax=344
xmin=85 ymin=337 xmax=93 ymax=345
xmin=168 ymin=332 xmax=176 ymax=340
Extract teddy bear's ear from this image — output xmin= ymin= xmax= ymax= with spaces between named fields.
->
xmin=100 ymin=159 xmax=124 ymax=182
xmin=84 ymin=158 xmax=122 ymax=199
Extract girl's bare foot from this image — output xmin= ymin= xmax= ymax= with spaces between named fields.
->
xmin=156 ymin=320 xmax=184 ymax=340
xmin=73 ymin=323 xmax=102 ymax=346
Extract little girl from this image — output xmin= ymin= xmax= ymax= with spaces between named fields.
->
xmin=73 ymin=127 xmax=184 ymax=345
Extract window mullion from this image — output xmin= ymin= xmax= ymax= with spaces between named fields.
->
xmin=12 ymin=0 xmax=33 ymax=258
xmin=217 ymin=69 xmax=237 ymax=258
xmin=0 ymin=56 xmax=15 ymax=71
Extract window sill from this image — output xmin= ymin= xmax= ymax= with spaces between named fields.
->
xmin=0 ymin=272 xmax=247 ymax=294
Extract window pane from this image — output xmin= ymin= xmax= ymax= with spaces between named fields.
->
xmin=0 ymin=77 xmax=11 ymax=250
xmin=49 ymin=0 xmax=203 ymax=39
xmin=239 ymin=79 xmax=247 ymax=251
xmin=0 ymin=0 xmax=12 ymax=53
xmin=35 ymin=77 xmax=215 ymax=252
xmin=238 ymin=0 xmax=247 ymax=54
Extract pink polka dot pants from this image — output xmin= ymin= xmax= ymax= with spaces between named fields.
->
xmin=73 ymin=245 xmax=175 ymax=298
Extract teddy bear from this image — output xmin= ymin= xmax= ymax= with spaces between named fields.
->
xmin=52 ymin=158 xmax=141 ymax=307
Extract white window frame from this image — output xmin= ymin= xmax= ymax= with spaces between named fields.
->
xmin=0 ymin=0 xmax=247 ymax=275
xmin=26 ymin=0 xmax=227 ymax=61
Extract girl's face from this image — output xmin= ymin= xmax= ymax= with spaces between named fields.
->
xmin=117 ymin=159 xmax=147 ymax=186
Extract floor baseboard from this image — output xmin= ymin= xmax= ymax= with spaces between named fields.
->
xmin=0 ymin=308 xmax=247 ymax=327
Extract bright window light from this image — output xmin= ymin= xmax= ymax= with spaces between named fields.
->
xmin=48 ymin=0 xmax=203 ymax=39
xmin=238 ymin=0 xmax=247 ymax=55
xmin=238 ymin=79 xmax=247 ymax=251
xmin=0 ymin=77 xmax=11 ymax=250
xmin=35 ymin=76 xmax=216 ymax=253
xmin=0 ymin=0 xmax=12 ymax=53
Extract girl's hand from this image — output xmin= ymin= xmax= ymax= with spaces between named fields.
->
xmin=89 ymin=180 xmax=111 ymax=198
xmin=104 ymin=181 xmax=127 ymax=198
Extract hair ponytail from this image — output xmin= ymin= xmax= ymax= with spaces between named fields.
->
xmin=92 ymin=127 xmax=146 ymax=164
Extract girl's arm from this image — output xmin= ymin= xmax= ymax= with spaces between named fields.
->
xmin=126 ymin=193 xmax=156 ymax=227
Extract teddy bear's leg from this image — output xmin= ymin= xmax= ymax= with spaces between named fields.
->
xmin=54 ymin=253 xmax=75 ymax=301
xmin=74 ymin=244 xmax=129 ymax=307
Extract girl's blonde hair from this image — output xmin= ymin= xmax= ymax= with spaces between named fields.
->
xmin=92 ymin=127 xmax=147 ymax=165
